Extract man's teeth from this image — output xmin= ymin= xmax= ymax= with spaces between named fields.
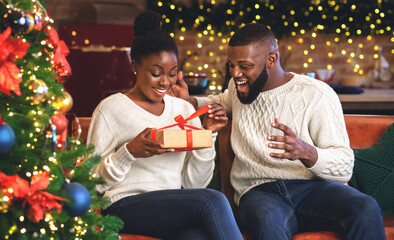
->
xmin=154 ymin=88 xmax=166 ymax=93
xmin=236 ymin=80 xmax=247 ymax=85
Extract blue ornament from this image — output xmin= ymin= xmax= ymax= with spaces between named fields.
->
xmin=63 ymin=182 xmax=91 ymax=217
xmin=0 ymin=123 xmax=15 ymax=155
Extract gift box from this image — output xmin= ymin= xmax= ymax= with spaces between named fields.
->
xmin=150 ymin=105 xmax=213 ymax=150
xmin=152 ymin=129 xmax=212 ymax=148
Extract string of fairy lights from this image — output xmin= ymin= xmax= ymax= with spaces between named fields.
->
xmin=148 ymin=0 xmax=393 ymax=92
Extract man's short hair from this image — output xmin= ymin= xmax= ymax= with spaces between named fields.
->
xmin=229 ymin=23 xmax=277 ymax=48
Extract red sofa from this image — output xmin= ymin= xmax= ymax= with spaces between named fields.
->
xmin=72 ymin=115 xmax=394 ymax=240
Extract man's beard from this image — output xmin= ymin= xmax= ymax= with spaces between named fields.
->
xmin=236 ymin=66 xmax=268 ymax=104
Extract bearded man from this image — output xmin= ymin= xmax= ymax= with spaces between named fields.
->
xmin=171 ymin=23 xmax=385 ymax=240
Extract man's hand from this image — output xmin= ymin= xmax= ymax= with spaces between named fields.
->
xmin=168 ymin=71 xmax=198 ymax=108
xmin=203 ymin=104 xmax=228 ymax=133
xmin=267 ymin=118 xmax=318 ymax=168
xmin=126 ymin=128 xmax=174 ymax=158
xmin=168 ymin=71 xmax=189 ymax=100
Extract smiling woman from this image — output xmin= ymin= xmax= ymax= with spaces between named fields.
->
xmin=128 ymin=51 xmax=178 ymax=115
xmin=85 ymin=11 xmax=243 ymax=240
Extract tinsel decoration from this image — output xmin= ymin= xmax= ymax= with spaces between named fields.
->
xmin=53 ymin=62 xmax=71 ymax=83
xmin=46 ymin=27 xmax=72 ymax=82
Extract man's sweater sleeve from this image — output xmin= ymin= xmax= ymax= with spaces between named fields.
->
xmin=307 ymin=90 xmax=354 ymax=183
xmin=195 ymin=80 xmax=234 ymax=114
xmin=87 ymin=110 xmax=136 ymax=194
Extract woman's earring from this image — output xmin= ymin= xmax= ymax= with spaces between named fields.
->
xmin=134 ymin=72 xmax=137 ymax=75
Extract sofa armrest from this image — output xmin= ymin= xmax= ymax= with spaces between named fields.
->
xmin=217 ymin=120 xmax=237 ymax=212
xmin=344 ymin=115 xmax=394 ymax=149
xmin=71 ymin=117 xmax=92 ymax=143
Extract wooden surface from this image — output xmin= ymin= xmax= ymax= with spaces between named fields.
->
xmin=339 ymin=89 xmax=394 ymax=112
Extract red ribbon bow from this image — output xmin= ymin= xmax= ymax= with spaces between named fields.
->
xmin=151 ymin=105 xmax=210 ymax=151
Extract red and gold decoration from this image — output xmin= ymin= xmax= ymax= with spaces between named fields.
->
xmin=53 ymin=62 xmax=71 ymax=83
xmin=0 ymin=27 xmax=30 ymax=96
xmin=0 ymin=171 xmax=67 ymax=223
xmin=46 ymin=27 xmax=72 ymax=83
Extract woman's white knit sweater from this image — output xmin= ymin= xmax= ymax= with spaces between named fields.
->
xmin=196 ymin=73 xmax=354 ymax=205
xmin=87 ymin=93 xmax=217 ymax=204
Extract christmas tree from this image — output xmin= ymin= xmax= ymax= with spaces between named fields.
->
xmin=0 ymin=0 xmax=123 ymax=239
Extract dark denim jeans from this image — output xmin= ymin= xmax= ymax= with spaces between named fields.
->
xmin=239 ymin=180 xmax=386 ymax=240
xmin=102 ymin=188 xmax=243 ymax=240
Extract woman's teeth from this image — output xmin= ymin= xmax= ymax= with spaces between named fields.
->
xmin=154 ymin=88 xmax=166 ymax=93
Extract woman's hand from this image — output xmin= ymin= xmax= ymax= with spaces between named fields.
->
xmin=126 ymin=128 xmax=174 ymax=158
xmin=203 ymin=104 xmax=228 ymax=133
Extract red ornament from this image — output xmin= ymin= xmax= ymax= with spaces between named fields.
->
xmin=0 ymin=171 xmax=67 ymax=223
xmin=51 ymin=114 xmax=68 ymax=134
xmin=50 ymin=114 xmax=68 ymax=149
xmin=0 ymin=27 xmax=30 ymax=96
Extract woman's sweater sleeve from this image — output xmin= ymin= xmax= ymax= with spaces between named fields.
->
xmin=87 ymin=110 xmax=136 ymax=194
xmin=307 ymin=89 xmax=354 ymax=183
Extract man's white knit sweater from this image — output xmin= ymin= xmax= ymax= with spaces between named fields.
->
xmin=87 ymin=93 xmax=217 ymax=204
xmin=196 ymin=73 xmax=354 ymax=205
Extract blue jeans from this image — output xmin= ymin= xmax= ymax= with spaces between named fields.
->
xmin=239 ymin=180 xmax=385 ymax=240
xmin=102 ymin=188 xmax=243 ymax=240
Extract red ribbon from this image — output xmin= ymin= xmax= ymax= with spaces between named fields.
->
xmin=151 ymin=105 xmax=210 ymax=151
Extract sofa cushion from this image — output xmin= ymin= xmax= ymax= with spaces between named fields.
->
xmin=349 ymin=123 xmax=394 ymax=216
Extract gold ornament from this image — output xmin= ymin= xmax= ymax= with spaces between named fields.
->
xmin=52 ymin=91 xmax=73 ymax=114
xmin=25 ymin=79 xmax=48 ymax=104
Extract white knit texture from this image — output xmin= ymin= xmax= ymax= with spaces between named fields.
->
xmin=196 ymin=73 xmax=354 ymax=205
xmin=88 ymin=93 xmax=217 ymax=204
